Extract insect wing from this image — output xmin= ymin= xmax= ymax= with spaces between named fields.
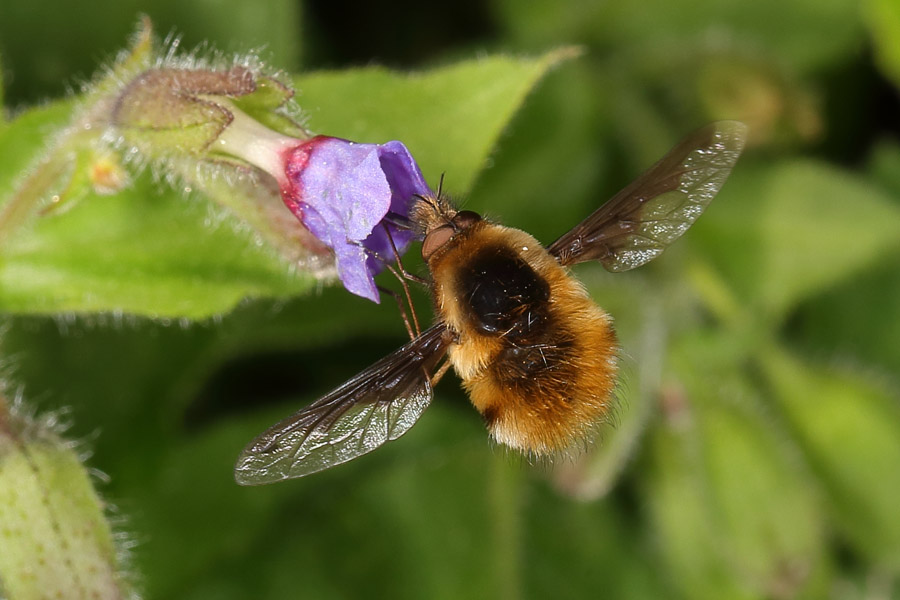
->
xmin=548 ymin=121 xmax=748 ymax=271
xmin=235 ymin=325 xmax=450 ymax=485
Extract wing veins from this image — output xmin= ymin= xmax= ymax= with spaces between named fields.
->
xmin=235 ymin=324 xmax=450 ymax=484
xmin=547 ymin=121 xmax=747 ymax=270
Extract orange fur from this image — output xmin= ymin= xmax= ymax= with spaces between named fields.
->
xmin=427 ymin=221 xmax=619 ymax=454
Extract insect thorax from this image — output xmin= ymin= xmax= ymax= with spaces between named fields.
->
xmin=458 ymin=243 xmax=551 ymax=339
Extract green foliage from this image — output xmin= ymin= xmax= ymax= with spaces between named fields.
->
xmin=495 ymin=0 xmax=863 ymax=73
xmin=0 ymin=395 xmax=134 ymax=598
xmin=762 ymin=347 xmax=900 ymax=568
xmin=1 ymin=1 xmax=900 ymax=599
xmin=0 ymin=52 xmax=5 ymax=131
xmin=646 ymin=333 xmax=830 ymax=600
xmin=865 ymin=0 xmax=900 ymax=90
xmin=295 ymin=48 xmax=579 ymax=194
xmin=691 ymin=159 xmax=900 ymax=322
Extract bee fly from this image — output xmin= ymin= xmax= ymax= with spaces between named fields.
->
xmin=235 ymin=121 xmax=748 ymax=484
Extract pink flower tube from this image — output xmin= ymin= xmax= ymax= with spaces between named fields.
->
xmin=215 ymin=107 xmax=433 ymax=302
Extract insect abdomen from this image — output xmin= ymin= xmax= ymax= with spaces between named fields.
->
xmin=465 ymin=292 xmax=618 ymax=455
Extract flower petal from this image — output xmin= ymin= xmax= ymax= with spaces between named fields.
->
xmin=281 ymin=136 xmax=432 ymax=302
xmin=362 ymin=141 xmax=431 ymax=278
xmin=300 ymin=203 xmax=379 ymax=301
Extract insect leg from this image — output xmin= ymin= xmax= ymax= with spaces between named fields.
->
xmin=430 ymin=358 xmax=452 ymax=387
xmin=381 ymin=223 xmax=423 ymax=336
xmin=384 ymin=227 xmax=429 ymax=286
xmin=377 ymin=285 xmax=416 ymax=340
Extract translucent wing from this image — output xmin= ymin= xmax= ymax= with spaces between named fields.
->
xmin=235 ymin=324 xmax=450 ymax=485
xmin=548 ymin=121 xmax=748 ymax=270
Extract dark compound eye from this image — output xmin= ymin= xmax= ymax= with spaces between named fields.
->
xmin=452 ymin=210 xmax=481 ymax=230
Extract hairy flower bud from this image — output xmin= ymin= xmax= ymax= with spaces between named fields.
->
xmin=0 ymin=394 xmax=135 ymax=598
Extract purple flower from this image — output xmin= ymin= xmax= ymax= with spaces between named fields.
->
xmin=280 ymin=136 xmax=432 ymax=302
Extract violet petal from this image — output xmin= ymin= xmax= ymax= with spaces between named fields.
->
xmin=300 ymin=202 xmax=379 ymax=301
xmin=282 ymin=136 xmax=432 ymax=302
xmin=361 ymin=141 xmax=431 ymax=275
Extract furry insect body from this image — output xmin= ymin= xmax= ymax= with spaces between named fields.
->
xmin=421 ymin=205 xmax=618 ymax=454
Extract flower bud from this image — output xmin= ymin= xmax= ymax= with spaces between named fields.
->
xmin=111 ymin=66 xmax=260 ymax=158
xmin=0 ymin=394 xmax=134 ymax=598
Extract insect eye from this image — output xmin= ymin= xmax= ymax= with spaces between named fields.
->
xmin=422 ymin=224 xmax=456 ymax=261
xmin=452 ymin=210 xmax=481 ymax=230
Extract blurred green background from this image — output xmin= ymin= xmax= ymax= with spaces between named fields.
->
xmin=1 ymin=0 xmax=900 ymax=598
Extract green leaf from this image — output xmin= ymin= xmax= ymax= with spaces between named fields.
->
xmin=466 ymin=60 xmax=610 ymax=242
xmin=138 ymin=415 xmax=662 ymax=600
xmin=643 ymin=331 xmax=830 ymax=600
xmin=760 ymin=346 xmax=900 ymax=570
xmin=0 ymin=50 xmax=570 ymax=318
xmin=791 ymin=255 xmax=900 ymax=379
xmin=690 ymin=159 xmax=900 ymax=322
xmin=864 ymin=0 xmax=900 ymax=89
xmin=494 ymin=0 xmax=862 ymax=74
xmin=867 ymin=139 xmax=900 ymax=198
xmin=0 ymin=173 xmax=316 ymax=319
xmin=295 ymin=48 xmax=579 ymax=195
xmin=128 ymin=411 xmax=668 ymax=600
xmin=0 ymin=302 xmax=435 ymax=597
xmin=785 ymin=143 xmax=900 ymax=376
xmin=0 ymin=102 xmax=72 ymax=198
xmin=645 ymin=421 xmax=757 ymax=600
